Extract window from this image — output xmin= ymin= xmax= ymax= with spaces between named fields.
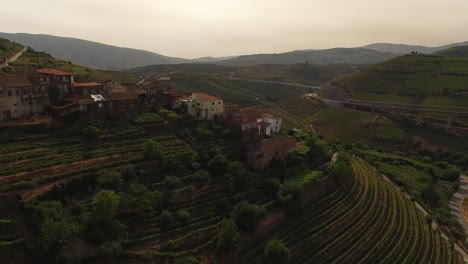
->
xmin=15 ymin=89 xmax=20 ymax=96
xmin=218 ymin=101 xmax=221 ymax=104
xmin=7 ymin=90 xmax=12 ymax=96
xmin=212 ymin=102 xmax=214 ymax=105
xmin=0 ymin=90 xmax=4 ymax=96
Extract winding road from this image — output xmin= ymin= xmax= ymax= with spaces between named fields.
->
xmin=0 ymin=47 xmax=27 ymax=69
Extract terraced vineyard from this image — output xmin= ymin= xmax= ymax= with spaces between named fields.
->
xmin=241 ymin=158 xmax=464 ymax=263
xmin=0 ymin=125 xmax=189 ymax=199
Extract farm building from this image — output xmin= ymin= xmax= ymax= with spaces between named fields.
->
xmin=0 ymin=68 xmax=73 ymax=121
xmin=247 ymin=136 xmax=297 ymax=170
xmin=171 ymin=92 xmax=224 ymax=120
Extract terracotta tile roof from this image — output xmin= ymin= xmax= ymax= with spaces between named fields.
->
xmin=193 ymin=92 xmax=222 ymax=101
xmin=259 ymin=136 xmax=296 ymax=152
xmin=65 ymin=95 xmax=95 ymax=105
xmin=36 ymin=68 xmax=72 ymax=76
xmin=0 ymin=74 xmax=32 ymax=88
xmin=235 ymin=108 xmax=262 ymax=118
xmin=73 ymin=82 xmax=103 ymax=87
xmin=262 ymin=112 xmax=276 ymax=119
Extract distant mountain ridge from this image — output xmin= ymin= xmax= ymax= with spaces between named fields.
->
xmin=214 ymin=48 xmax=401 ymax=66
xmin=0 ymin=33 xmax=191 ymax=71
xmin=362 ymin=41 xmax=468 ymax=54
xmin=1 ymin=32 xmax=467 ymax=70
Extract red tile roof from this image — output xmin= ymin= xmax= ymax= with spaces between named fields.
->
xmin=73 ymin=82 xmax=103 ymax=87
xmin=36 ymin=68 xmax=71 ymax=76
xmin=193 ymin=92 xmax=222 ymax=101
xmin=0 ymin=74 xmax=32 ymax=88
xmin=262 ymin=113 xmax=276 ymax=119
xmin=258 ymin=136 xmax=296 ymax=153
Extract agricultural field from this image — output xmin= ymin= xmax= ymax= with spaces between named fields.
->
xmin=127 ymin=63 xmax=355 ymax=87
xmin=360 ymin=148 xmax=468 ymax=241
xmin=311 ymin=107 xmax=378 ymax=143
xmin=166 ymin=78 xmax=303 ymax=106
xmin=241 ymin=158 xmax=464 ymax=263
xmin=261 ymin=96 xmax=324 ymax=132
xmin=334 ymin=54 xmax=468 ymax=107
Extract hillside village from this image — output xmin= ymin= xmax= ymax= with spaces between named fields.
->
xmin=1 ymin=38 xmax=468 ymax=263
xmin=0 ymin=67 xmax=295 ymax=169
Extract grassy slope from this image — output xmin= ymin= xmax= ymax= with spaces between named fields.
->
xmin=0 ymin=39 xmax=24 ymax=61
xmin=335 ymin=54 xmax=468 ymax=106
xmin=1 ymin=46 xmax=136 ymax=83
xmin=435 ymin=46 xmax=468 ymax=58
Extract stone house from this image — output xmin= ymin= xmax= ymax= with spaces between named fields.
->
xmin=247 ymin=136 xmax=297 ymax=170
xmin=0 ymin=68 xmax=73 ymax=121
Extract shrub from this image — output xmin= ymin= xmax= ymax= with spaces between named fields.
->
xmin=163 ymin=175 xmax=181 ymax=190
xmin=216 ymin=218 xmax=240 ymax=251
xmin=159 ymin=210 xmax=174 ymax=229
xmin=142 ymin=139 xmax=163 ymax=160
xmin=99 ymin=241 xmax=123 ymax=258
xmin=97 ymin=171 xmax=123 ymax=190
xmin=83 ymin=125 xmax=103 ymax=138
xmin=208 ymin=154 xmax=229 ymax=177
xmin=264 ymin=239 xmax=291 ymax=264
xmin=177 ymin=210 xmax=191 ymax=225
xmin=231 ymin=201 xmax=265 ymax=232
xmin=193 ymin=170 xmax=211 ymax=187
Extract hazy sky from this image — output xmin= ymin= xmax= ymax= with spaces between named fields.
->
xmin=2 ymin=0 xmax=468 ymax=58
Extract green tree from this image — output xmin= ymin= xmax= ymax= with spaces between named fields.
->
xmin=264 ymin=239 xmax=291 ymax=264
xmin=231 ymin=201 xmax=265 ymax=232
xmin=441 ymin=166 xmax=461 ymax=181
xmin=83 ymin=125 xmax=103 ymax=138
xmin=97 ymin=170 xmax=123 ymax=190
xmin=160 ymin=210 xmax=174 ymax=229
xmin=143 ymin=139 xmax=163 ymax=160
xmin=229 ymin=161 xmax=248 ymax=192
xmin=216 ymin=218 xmax=240 ymax=251
xmin=177 ymin=210 xmax=191 ymax=225
xmin=193 ymin=169 xmax=211 ymax=188
xmin=208 ymin=154 xmax=229 ymax=177
xmin=163 ymin=175 xmax=181 ymax=190
xmin=37 ymin=201 xmax=82 ymax=261
xmin=86 ymin=190 xmax=125 ymax=243
xmin=307 ymin=136 xmax=331 ymax=165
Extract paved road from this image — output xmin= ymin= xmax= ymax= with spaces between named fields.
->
xmin=230 ymin=77 xmax=322 ymax=89
xmin=0 ymin=47 xmax=27 ymax=69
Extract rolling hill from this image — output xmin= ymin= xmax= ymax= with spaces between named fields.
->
xmin=435 ymin=46 xmax=468 ymax=57
xmin=215 ymin=48 xmax=400 ymax=66
xmin=332 ymin=54 xmax=468 ymax=107
xmin=0 ymin=38 xmax=136 ymax=83
xmin=0 ymin=33 xmax=190 ymax=71
xmin=127 ymin=63 xmax=355 ymax=86
xmin=362 ymin=41 xmax=468 ymax=54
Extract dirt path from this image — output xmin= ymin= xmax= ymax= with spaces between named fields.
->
xmin=0 ymin=47 xmax=27 ymax=69
xmin=450 ymin=175 xmax=468 ymax=240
